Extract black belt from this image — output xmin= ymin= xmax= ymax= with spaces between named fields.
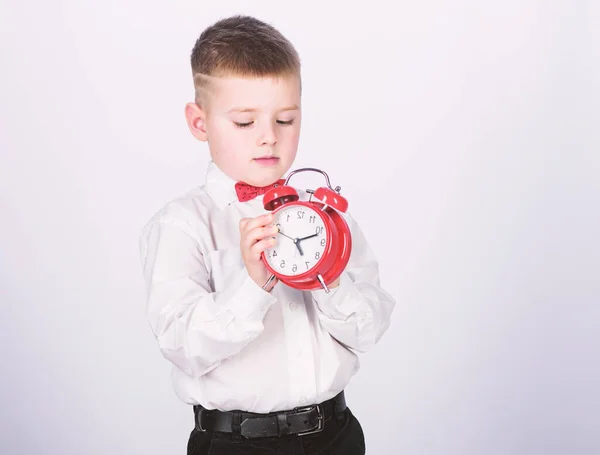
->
xmin=193 ymin=391 xmax=346 ymax=439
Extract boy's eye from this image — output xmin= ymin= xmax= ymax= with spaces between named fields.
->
xmin=277 ymin=119 xmax=295 ymax=126
xmin=234 ymin=119 xmax=295 ymax=128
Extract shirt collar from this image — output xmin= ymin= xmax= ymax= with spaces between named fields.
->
xmin=205 ymin=160 xmax=289 ymax=210
xmin=204 ymin=161 xmax=240 ymax=209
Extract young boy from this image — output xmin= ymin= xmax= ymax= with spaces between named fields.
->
xmin=139 ymin=15 xmax=395 ymax=455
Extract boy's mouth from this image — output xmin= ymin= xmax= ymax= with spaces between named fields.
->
xmin=254 ymin=156 xmax=280 ymax=166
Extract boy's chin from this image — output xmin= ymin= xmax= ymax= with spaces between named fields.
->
xmin=243 ymin=169 xmax=286 ymax=187
xmin=251 ymin=159 xmax=286 ymax=174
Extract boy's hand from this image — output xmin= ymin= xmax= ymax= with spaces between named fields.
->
xmin=239 ymin=213 xmax=279 ymax=292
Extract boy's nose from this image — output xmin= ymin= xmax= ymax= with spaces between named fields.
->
xmin=257 ymin=126 xmax=277 ymax=146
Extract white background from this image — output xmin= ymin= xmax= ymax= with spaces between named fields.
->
xmin=1 ymin=1 xmax=599 ymax=454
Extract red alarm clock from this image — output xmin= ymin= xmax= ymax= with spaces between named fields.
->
xmin=261 ymin=168 xmax=352 ymax=293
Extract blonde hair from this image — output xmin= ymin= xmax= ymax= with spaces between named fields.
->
xmin=190 ymin=15 xmax=301 ymax=105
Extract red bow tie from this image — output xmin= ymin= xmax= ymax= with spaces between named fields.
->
xmin=235 ymin=179 xmax=286 ymax=202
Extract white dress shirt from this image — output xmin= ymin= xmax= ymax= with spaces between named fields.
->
xmin=139 ymin=161 xmax=396 ymax=413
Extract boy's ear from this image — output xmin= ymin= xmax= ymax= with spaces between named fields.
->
xmin=185 ymin=102 xmax=208 ymax=142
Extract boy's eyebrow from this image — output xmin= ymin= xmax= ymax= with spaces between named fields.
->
xmin=227 ymin=105 xmax=300 ymax=114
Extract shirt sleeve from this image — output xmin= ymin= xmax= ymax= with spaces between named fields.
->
xmin=139 ymin=215 xmax=278 ymax=379
xmin=310 ymin=212 xmax=396 ymax=353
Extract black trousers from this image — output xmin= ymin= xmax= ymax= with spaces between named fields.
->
xmin=187 ymin=407 xmax=366 ymax=455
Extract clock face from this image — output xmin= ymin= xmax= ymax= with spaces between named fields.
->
xmin=263 ymin=204 xmax=329 ymax=277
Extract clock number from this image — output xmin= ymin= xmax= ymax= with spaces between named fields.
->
xmin=286 ymin=214 xmax=290 ymax=222
xmin=320 ymin=238 xmax=326 ymax=247
xmin=305 ymin=261 xmax=310 ymax=269
xmin=309 ymin=215 xmax=316 ymax=223
xmin=292 ymin=264 xmax=297 ymax=272
xmin=273 ymin=250 xmax=277 ymax=257
xmin=280 ymin=260 xmax=286 ymax=268
xmin=297 ymin=210 xmax=305 ymax=219
xmin=315 ymin=226 xmax=323 ymax=235
xmin=315 ymin=252 xmax=321 ymax=260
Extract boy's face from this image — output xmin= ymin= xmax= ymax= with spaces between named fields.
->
xmin=187 ymin=74 xmax=301 ymax=187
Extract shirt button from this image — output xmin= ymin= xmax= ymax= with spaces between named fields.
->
xmin=289 ymin=302 xmax=297 ymax=311
xmin=300 ymin=396 xmax=308 ymax=405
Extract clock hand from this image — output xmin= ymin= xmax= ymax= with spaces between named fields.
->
xmin=276 ymin=227 xmax=295 ymax=242
xmin=297 ymin=233 xmax=319 ymax=242
xmin=276 ymin=227 xmax=304 ymax=256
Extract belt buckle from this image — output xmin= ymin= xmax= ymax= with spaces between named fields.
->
xmin=195 ymin=408 xmax=207 ymax=432
xmin=296 ymin=404 xmax=324 ymax=436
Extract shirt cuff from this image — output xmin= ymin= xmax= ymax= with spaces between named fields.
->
xmin=311 ymin=271 xmax=355 ymax=316
xmin=221 ymin=270 xmax=279 ymax=321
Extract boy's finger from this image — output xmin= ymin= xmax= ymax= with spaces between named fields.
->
xmin=242 ymin=225 xmax=278 ymax=249
xmin=241 ymin=213 xmax=273 ymax=233
xmin=250 ymin=237 xmax=277 ymax=257
xmin=239 ymin=218 xmax=251 ymax=231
